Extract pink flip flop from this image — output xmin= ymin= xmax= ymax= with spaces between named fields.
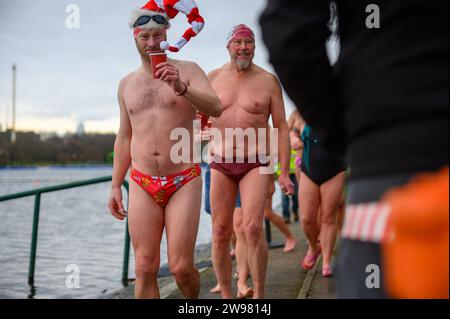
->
xmin=302 ymin=246 xmax=321 ymax=270
xmin=322 ymin=265 xmax=334 ymax=278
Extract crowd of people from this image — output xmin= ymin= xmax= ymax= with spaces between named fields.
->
xmin=107 ymin=0 xmax=448 ymax=299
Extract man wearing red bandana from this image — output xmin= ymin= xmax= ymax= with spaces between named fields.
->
xmin=208 ymin=24 xmax=294 ymax=299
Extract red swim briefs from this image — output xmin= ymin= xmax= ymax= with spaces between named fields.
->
xmin=130 ymin=164 xmax=201 ymax=208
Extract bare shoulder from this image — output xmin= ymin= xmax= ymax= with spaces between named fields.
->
xmin=207 ymin=64 xmax=227 ymax=82
xmin=256 ymin=66 xmax=280 ymax=85
xmin=172 ymin=59 xmax=204 ymax=73
xmin=118 ymin=71 xmax=137 ymax=93
xmin=207 ymin=68 xmax=221 ymax=81
xmin=172 ymin=59 xmax=209 ymax=83
xmin=254 ymin=66 xmax=281 ymax=91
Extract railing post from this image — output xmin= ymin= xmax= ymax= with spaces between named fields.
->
xmin=265 ymin=218 xmax=284 ymax=249
xmin=264 ymin=218 xmax=272 ymax=244
xmin=122 ymin=181 xmax=131 ymax=285
xmin=0 ymin=175 xmax=132 ymax=286
xmin=28 ymin=192 xmax=41 ymax=286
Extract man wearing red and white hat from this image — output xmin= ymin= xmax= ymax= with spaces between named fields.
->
xmin=129 ymin=0 xmax=205 ymax=52
xmin=107 ymin=0 xmax=222 ymax=299
xmin=208 ymin=24 xmax=294 ymax=299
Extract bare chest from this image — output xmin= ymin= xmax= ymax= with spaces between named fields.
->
xmin=214 ymin=78 xmax=271 ymax=116
xmin=123 ymin=77 xmax=183 ymax=116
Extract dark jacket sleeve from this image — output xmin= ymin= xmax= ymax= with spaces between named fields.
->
xmin=260 ymin=0 xmax=346 ymax=155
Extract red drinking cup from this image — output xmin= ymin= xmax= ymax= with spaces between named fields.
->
xmin=149 ymin=53 xmax=167 ymax=79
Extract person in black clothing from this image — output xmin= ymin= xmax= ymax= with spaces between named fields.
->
xmin=260 ymin=0 xmax=449 ymax=298
xmin=299 ymin=124 xmax=346 ymax=278
xmin=301 ymin=125 xmax=346 ymax=187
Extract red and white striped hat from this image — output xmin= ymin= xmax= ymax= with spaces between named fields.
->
xmin=129 ymin=0 xmax=205 ymax=53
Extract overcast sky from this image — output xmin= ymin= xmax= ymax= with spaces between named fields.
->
xmin=0 ymin=0 xmax=310 ymax=134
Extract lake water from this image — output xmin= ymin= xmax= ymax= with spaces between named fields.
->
xmin=0 ymin=166 xmax=283 ymax=299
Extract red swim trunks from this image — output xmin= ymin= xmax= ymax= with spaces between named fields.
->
xmin=130 ymin=164 xmax=201 ymax=208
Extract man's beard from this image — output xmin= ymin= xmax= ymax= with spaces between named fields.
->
xmin=140 ymin=50 xmax=151 ymax=62
xmin=136 ymin=41 xmax=159 ymax=62
xmin=236 ymin=59 xmax=250 ymax=70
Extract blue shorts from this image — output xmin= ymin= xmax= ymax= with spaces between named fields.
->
xmin=204 ymin=165 xmax=241 ymax=215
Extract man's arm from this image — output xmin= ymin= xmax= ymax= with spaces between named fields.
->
xmin=184 ymin=63 xmax=223 ymax=117
xmin=157 ymin=62 xmax=223 ymax=117
xmin=260 ymin=0 xmax=346 ymax=154
xmin=287 ymin=113 xmax=295 ymax=131
xmin=270 ymin=75 xmax=294 ymax=195
xmin=290 ymin=130 xmax=302 ymax=151
xmin=287 ymin=111 xmax=304 ymax=149
xmin=108 ymin=78 xmax=132 ymax=220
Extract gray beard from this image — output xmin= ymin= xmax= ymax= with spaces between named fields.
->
xmin=236 ymin=60 xmax=250 ymax=70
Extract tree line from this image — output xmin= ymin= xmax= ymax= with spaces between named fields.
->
xmin=0 ymin=131 xmax=115 ymax=166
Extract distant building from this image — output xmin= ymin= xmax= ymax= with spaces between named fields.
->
xmin=76 ymin=122 xmax=85 ymax=136
xmin=40 ymin=132 xmax=58 ymax=141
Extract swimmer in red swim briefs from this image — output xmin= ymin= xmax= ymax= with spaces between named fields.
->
xmin=107 ymin=0 xmax=222 ymax=300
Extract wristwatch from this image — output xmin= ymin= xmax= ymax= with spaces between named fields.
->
xmin=175 ymin=82 xmax=188 ymax=96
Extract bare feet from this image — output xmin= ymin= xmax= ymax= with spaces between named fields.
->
xmin=283 ymin=237 xmax=297 ymax=252
xmin=210 ymin=283 xmax=221 ymax=294
xmin=237 ymin=286 xmax=254 ymax=299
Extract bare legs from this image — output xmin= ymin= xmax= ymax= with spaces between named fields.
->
xmin=210 ymin=170 xmax=238 ymax=299
xmin=211 ymin=168 xmax=270 ymax=299
xmin=210 ymin=209 xmax=241 ymax=295
xmin=264 ymin=196 xmax=297 ymax=252
xmin=238 ymin=169 xmax=270 ymax=298
xmin=319 ymin=173 xmax=346 ymax=269
xmin=165 ymin=177 xmax=203 ymax=298
xmin=128 ymin=181 xmax=165 ymax=299
xmin=299 ymin=173 xmax=321 ymax=258
xmin=300 ymin=172 xmax=345 ymax=274
xmin=128 ymin=176 xmax=203 ymax=299
xmin=233 ymin=207 xmax=253 ymax=298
